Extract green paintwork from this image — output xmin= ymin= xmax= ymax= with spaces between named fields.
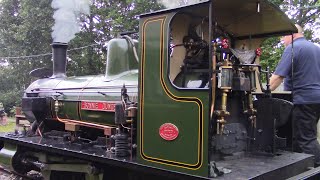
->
xmin=137 ymin=11 xmax=209 ymax=177
xmin=0 ymin=142 xmax=17 ymax=171
xmin=105 ymin=38 xmax=139 ymax=80
xmin=51 ymin=73 xmax=137 ymax=126
xmin=58 ymin=101 xmax=79 ymax=120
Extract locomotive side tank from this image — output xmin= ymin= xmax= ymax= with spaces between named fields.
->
xmin=23 ymin=38 xmax=138 ymax=130
xmin=0 ymin=0 xmax=320 ymax=180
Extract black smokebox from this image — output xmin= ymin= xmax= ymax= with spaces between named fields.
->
xmin=51 ymin=42 xmax=68 ymax=78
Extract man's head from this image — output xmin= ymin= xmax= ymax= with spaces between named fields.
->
xmin=281 ymin=24 xmax=304 ymax=47
xmin=295 ymin=24 xmax=303 ymax=34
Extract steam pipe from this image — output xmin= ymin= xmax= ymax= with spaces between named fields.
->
xmin=51 ymin=42 xmax=68 ymax=78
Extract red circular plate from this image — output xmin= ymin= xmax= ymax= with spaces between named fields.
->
xmin=159 ymin=123 xmax=179 ymax=141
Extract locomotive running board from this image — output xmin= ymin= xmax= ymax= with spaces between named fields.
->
xmin=214 ymin=152 xmax=315 ymax=179
xmin=0 ymin=132 xmax=318 ymax=179
xmin=0 ymin=133 xmax=210 ymax=180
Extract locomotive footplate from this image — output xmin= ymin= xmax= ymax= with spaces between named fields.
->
xmin=0 ymin=133 xmax=210 ymax=180
xmin=214 ymin=152 xmax=315 ymax=179
xmin=0 ymin=132 xmax=317 ymax=179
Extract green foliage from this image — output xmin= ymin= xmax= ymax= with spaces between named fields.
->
xmin=260 ymin=37 xmax=285 ymax=73
xmin=0 ymin=65 xmax=23 ymax=112
xmin=0 ymin=0 xmax=53 ymax=87
xmin=0 ymin=0 xmax=53 ymax=112
xmin=0 ymin=117 xmax=16 ymax=132
xmin=0 ymin=88 xmax=22 ymax=114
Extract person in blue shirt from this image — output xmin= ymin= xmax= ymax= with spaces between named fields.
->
xmin=270 ymin=24 xmax=320 ymax=167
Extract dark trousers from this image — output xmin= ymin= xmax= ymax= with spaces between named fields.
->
xmin=293 ymin=104 xmax=320 ymax=166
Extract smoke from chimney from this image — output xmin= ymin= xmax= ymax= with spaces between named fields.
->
xmin=51 ymin=0 xmax=92 ymax=43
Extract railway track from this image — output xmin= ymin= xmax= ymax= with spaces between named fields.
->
xmin=0 ymin=166 xmax=21 ymax=180
xmin=0 ymin=166 xmax=41 ymax=180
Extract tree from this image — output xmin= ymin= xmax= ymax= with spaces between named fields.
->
xmin=260 ymin=0 xmax=320 ymax=74
xmin=0 ymin=0 xmax=54 ymax=112
xmin=282 ymin=0 xmax=320 ymax=41
xmin=0 ymin=0 xmax=53 ymax=86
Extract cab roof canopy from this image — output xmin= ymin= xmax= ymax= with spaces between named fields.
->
xmin=142 ymin=0 xmax=297 ymax=40
xmin=212 ymin=0 xmax=297 ymax=39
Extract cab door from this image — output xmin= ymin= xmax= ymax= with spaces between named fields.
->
xmin=138 ymin=4 xmax=210 ymax=177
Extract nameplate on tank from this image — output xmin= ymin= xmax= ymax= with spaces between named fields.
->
xmin=81 ymin=101 xmax=116 ymax=112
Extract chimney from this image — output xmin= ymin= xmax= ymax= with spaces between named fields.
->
xmin=51 ymin=42 xmax=68 ymax=78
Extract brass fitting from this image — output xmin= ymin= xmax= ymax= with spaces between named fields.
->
xmin=127 ymin=107 xmax=137 ymax=118
xmin=54 ymin=100 xmax=63 ymax=113
xmin=215 ymin=89 xmax=230 ymax=135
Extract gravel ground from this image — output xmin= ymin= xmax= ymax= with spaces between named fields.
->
xmin=0 ymin=167 xmax=22 ymax=180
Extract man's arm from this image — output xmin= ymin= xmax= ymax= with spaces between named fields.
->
xmin=270 ymin=74 xmax=284 ymax=91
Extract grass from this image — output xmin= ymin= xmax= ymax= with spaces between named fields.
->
xmin=0 ymin=117 xmax=16 ymax=133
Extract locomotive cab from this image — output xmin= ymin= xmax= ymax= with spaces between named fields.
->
xmin=137 ymin=0 xmax=312 ymax=179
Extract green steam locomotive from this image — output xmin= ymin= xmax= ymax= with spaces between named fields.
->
xmin=0 ymin=0 xmax=319 ymax=179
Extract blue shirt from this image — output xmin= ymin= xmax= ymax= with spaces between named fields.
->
xmin=274 ymin=37 xmax=320 ymax=104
